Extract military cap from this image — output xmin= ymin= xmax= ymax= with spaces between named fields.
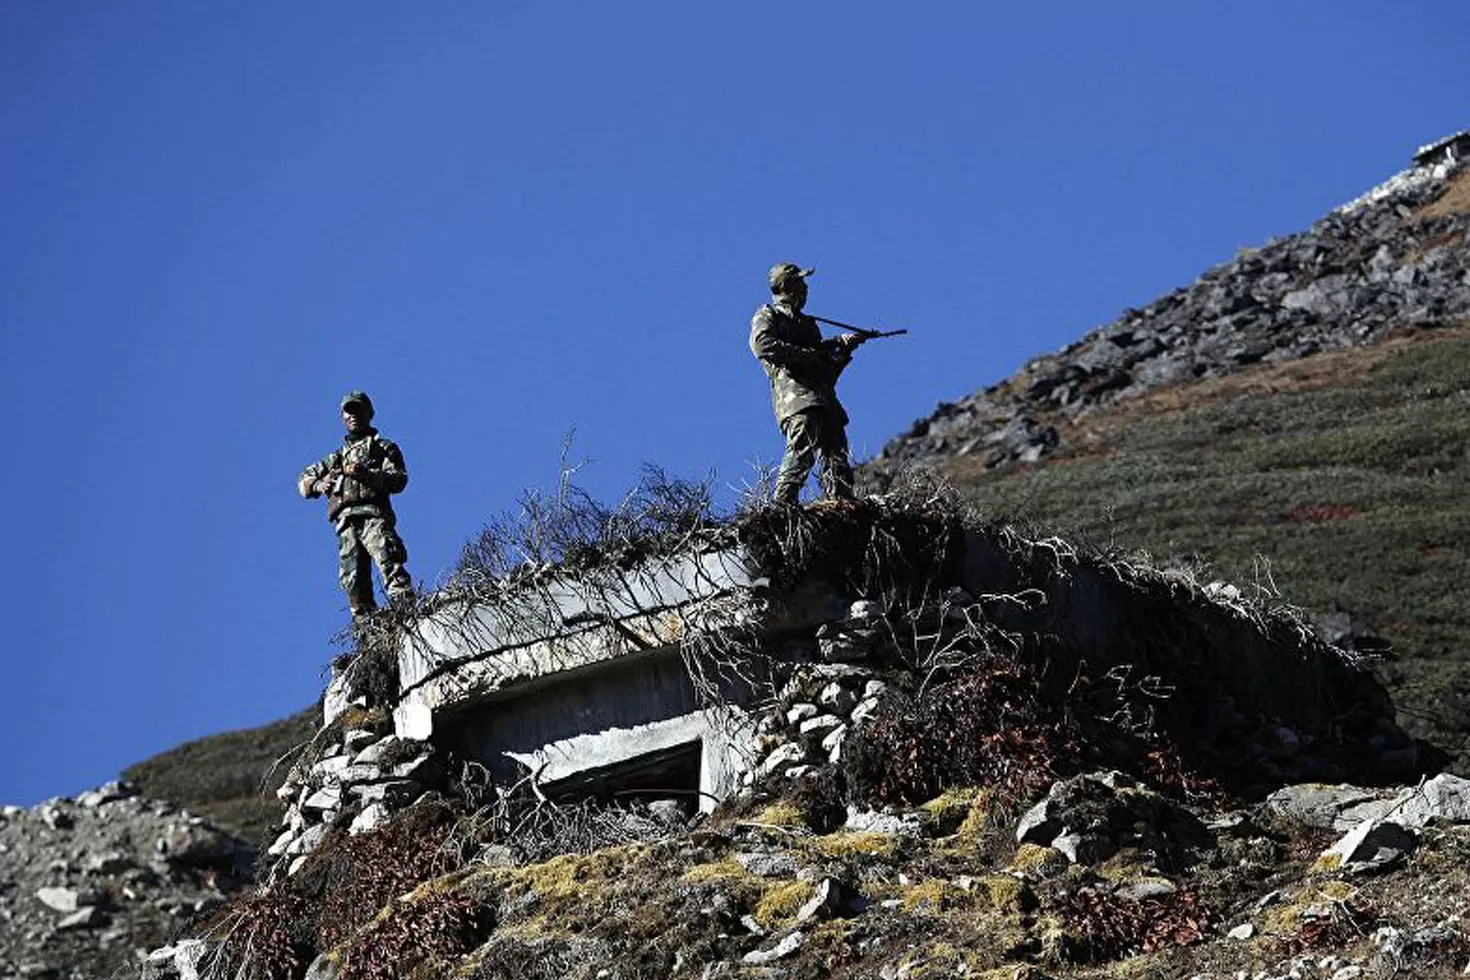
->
xmin=768 ymin=263 xmax=816 ymax=290
xmin=340 ymin=390 xmax=375 ymax=419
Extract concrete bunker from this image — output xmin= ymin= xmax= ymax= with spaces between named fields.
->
xmin=381 ymin=501 xmax=1411 ymax=812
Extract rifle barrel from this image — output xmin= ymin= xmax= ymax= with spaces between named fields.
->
xmin=811 ymin=314 xmax=907 ymax=337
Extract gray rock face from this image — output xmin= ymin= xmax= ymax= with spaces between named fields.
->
xmin=1 ymin=787 xmax=245 ymax=980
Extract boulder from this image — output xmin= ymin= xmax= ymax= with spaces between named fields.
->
xmin=1321 ymin=817 xmax=1417 ymax=872
xmin=1265 ymin=783 xmax=1400 ymax=831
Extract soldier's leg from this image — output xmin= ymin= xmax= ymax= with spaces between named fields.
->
xmin=774 ymin=411 xmax=820 ymax=506
xmin=360 ymin=516 xmax=413 ymax=603
xmin=817 ymin=417 xmax=855 ymax=501
xmin=337 ymin=521 xmax=377 ymax=615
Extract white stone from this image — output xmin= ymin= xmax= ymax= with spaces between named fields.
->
xmin=850 ymin=697 xmax=881 ymax=726
xmin=302 ymin=786 xmax=342 ymax=812
xmin=36 ymin=887 xmax=82 ymax=913
xmin=353 ymin=736 xmax=407 ymax=766
xmin=287 ymin=824 xmax=328 ymax=857
xmin=863 ymin=680 xmax=888 ymax=700
xmin=392 ymin=754 xmax=434 ymax=781
xmin=1227 ymin=923 xmax=1255 ymax=940
xmin=342 ymin=728 xmax=377 ymax=752
xmin=1323 ymin=817 xmax=1416 ymax=869
xmin=57 ymin=906 xmax=105 ymax=930
xmin=1391 ymin=773 xmax=1470 ymax=828
xmin=820 ymin=724 xmax=847 ymax=753
xmin=267 ymin=829 xmax=295 ymax=857
xmin=742 ymin=930 xmax=805 ymax=964
xmin=311 ymin=755 xmax=353 ymax=781
xmin=350 ymin=803 xmax=390 ymax=836
xmin=798 ymin=714 xmax=843 ymax=736
xmin=757 ymin=743 xmax=808 ymax=778
xmin=818 ymin=682 xmax=856 ymax=714
xmin=785 ymin=703 xmax=819 ymax=726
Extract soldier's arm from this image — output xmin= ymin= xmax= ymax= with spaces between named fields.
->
xmin=749 ymin=309 xmax=841 ymax=372
xmin=297 ymin=451 xmax=339 ymax=499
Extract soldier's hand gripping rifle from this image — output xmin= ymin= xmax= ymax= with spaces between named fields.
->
xmin=811 ymin=314 xmax=908 ymax=352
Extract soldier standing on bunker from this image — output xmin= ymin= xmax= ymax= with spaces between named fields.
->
xmin=298 ymin=391 xmax=413 ymax=618
xmin=750 ymin=263 xmax=866 ymax=506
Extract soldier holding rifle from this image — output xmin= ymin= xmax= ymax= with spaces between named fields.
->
xmin=297 ymin=391 xmax=413 ymax=618
xmin=749 ymin=263 xmax=905 ymax=507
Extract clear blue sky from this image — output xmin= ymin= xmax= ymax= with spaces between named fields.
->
xmin=2 ymin=2 xmax=1466 ymax=805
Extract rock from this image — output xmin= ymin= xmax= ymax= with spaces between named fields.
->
xmin=1114 ymin=878 xmax=1177 ymax=901
xmin=1321 ymin=817 xmax=1417 ymax=871
xmin=795 ymin=878 xmax=845 ymax=923
xmin=75 ymin=780 xmax=137 ymax=808
xmin=742 ymin=930 xmax=805 ymax=964
xmin=56 ymin=906 xmax=107 ymax=930
xmin=798 ymin=714 xmax=843 ymax=737
xmin=647 ymin=799 xmax=687 ymax=827
xmin=144 ymin=940 xmax=206 ymax=980
xmin=311 ymin=755 xmax=354 ymax=781
xmin=350 ymin=779 xmax=420 ymax=807
xmin=1265 ymin=784 xmax=1400 ymax=831
xmin=1227 ymin=922 xmax=1255 ymax=940
xmin=817 ymin=682 xmax=857 ymax=714
xmin=820 ymin=725 xmax=847 ymax=752
xmin=785 ymin=703 xmax=819 ymax=726
xmin=353 ymin=736 xmax=408 ymax=765
xmin=1052 ymin=831 xmax=1107 ymax=865
xmin=392 ymin=754 xmax=436 ymax=781
xmin=287 ymin=824 xmax=329 ymax=857
xmin=349 ymin=803 xmax=390 ymax=836
xmin=477 ymin=844 xmax=517 ymax=868
xmin=862 ymin=680 xmax=888 ymax=700
xmin=84 ymin=850 xmax=134 ymax=875
xmin=304 ymin=954 xmax=342 ymax=980
xmin=160 ymin=822 xmax=237 ymax=867
xmin=736 ymin=852 xmax=799 ymax=878
xmin=1391 ymin=773 xmax=1470 ymax=827
xmin=1015 ymin=797 xmax=1063 ymax=845
xmin=302 ymin=786 xmax=343 ymax=812
xmin=35 ymin=887 xmax=87 ymax=913
xmin=849 ymin=599 xmax=883 ymax=621
xmin=266 ymin=829 xmax=295 ymax=857
xmin=342 ymin=728 xmax=378 ymax=753
xmin=757 ymin=743 xmax=808 ymax=778
xmin=850 ymin=697 xmax=881 ymax=726
xmin=843 ymin=808 xmax=922 ymax=835
xmin=39 ymin=806 xmax=72 ymax=831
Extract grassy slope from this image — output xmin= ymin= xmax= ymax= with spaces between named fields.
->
xmin=940 ymin=324 xmax=1470 ymax=766
xmin=123 ymin=705 xmax=318 ymax=845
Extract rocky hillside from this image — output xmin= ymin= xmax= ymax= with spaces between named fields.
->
xmin=0 ymin=781 xmax=249 ymax=980
xmin=872 ymin=134 xmax=1470 ymax=770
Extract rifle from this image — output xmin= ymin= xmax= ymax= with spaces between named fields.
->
xmin=810 ymin=314 xmax=909 ymax=345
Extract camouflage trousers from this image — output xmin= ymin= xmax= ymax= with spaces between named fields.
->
xmin=774 ymin=408 xmax=855 ymax=506
xmin=337 ymin=515 xmax=412 ymax=615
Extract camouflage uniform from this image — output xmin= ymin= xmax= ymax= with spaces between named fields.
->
xmin=298 ymin=393 xmax=412 ymax=615
xmin=750 ymin=265 xmax=856 ymax=505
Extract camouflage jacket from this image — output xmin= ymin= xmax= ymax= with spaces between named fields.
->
xmin=297 ymin=428 xmax=408 ymax=524
xmin=749 ymin=302 xmax=850 ymax=425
